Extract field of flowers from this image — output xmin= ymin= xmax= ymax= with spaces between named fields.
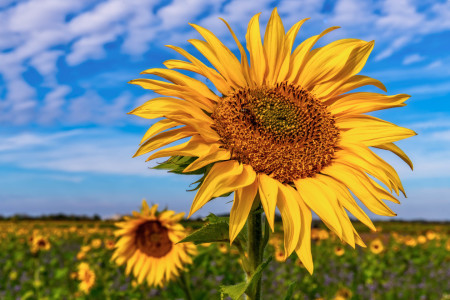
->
xmin=0 ymin=219 xmax=449 ymax=300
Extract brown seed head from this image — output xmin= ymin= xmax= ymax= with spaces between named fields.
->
xmin=135 ymin=221 xmax=172 ymax=258
xmin=212 ymin=82 xmax=339 ymax=183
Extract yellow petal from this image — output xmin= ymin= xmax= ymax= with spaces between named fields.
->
xmin=129 ymin=79 xmax=214 ymax=112
xmin=294 ymin=192 xmax=313 ymax=274
xmin=190 ymin=23 xmax=247 ymax=87
xmin=374 ymin=142 xmax=413 ymax=170
xmin=287 ymin=26 xmax=340 ymax=84
xmin=322 ymin=163 xmax=397 ymax=216
xmin=211 ymin=164 xmax=257 ymax=198
xmin=141 ymin=68 xmax=219 ymax=102
xmin=336 ymin=141 xmax=405 ymax=196
xmin=310 ymin=41 xmax=375 ymax=97
xmin=316 ymin=174 xmax=376 ymax=231
xmin=246 ymin=13 xmax=266 ymax=86
xmin=294 ymin=177 xmax=343 ymax=238
xmin=188 ymin=160 xmax=243 ymax=218
xmin=258 ymin=173 xmax=279 ymax=231
xmin=229 ymin=179 xmax=258 ymax=244
xmin=128 ymin=97 xmax=199 ymax=119
xmin=164 ymin=45 xmax=231 ymax=95
xmin=299 ymin=39 xmax=373 ymax=91
xmin=277 ymin=18 xmax=309 ymax=82
xmin=146 ymin=135 xmax=212 ymax=161
xmin=133 ymin=126 xmax=196 ymax=158
xmin=276 ymin=183 xmax=301 ymax=257
xmin=219 ymin=17 xmax=252 ymax=85
xmin=140 ymin=119 xmax=180 ymax=145
xmin=263 ymin=8 xmax=285 ymax=84
xmin=328 ymin=92 xmax=410 ymax=116
xmin=317 ymin=75 xmax=386 ymax=100
xmin=183 ymin=146 xmax=231 ymax=173
xmin=339 ymin=117 xmax=417 ymax=146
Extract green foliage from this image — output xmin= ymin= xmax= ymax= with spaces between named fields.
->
xmin=152 ymin=155 xmax=232 ymax=197
xmin=0 ymin=220 xmax=449 ymax=299
xmin=220 ymin=257 xmax=272 ymax=300
xmin=179 ymin=213 xmax=247 ymax=245
xmin=283 ymin=281 xmax=298 ymax=300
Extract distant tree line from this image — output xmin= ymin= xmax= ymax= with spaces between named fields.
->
xmin=0 ymin=213 xmax=102 ymax=221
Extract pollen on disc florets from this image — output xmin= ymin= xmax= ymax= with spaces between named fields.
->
xmin=135 ymin=221 xmax=172 ymax=257
xmin=211 ymin=82 xmax=340 ymax=183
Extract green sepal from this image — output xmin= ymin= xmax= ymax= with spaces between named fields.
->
xmin=283 ymin=281 xmax=298 ymax=300
xmin=220 ymin=256 xmax=272 ymax=300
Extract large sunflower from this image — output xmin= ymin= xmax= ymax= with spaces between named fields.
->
xmin=112 ymin=200 xmax=197 ymax=287
xmin=129 ymin=8 xmax=415 ymax=274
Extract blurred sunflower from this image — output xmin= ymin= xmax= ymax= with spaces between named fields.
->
xmin=112 ymin=200 xmax=197 ymax=287
xmin=77 ymin=262 xmax=96 ymax=294
xmin=369 ymin=238 xmax=384 ymax=254
xmin=334 ymin=245 xmax=345 ymax=256
xmin=31 ymin=235 xmax=51 ymax=253
xmin=130 ymin=8 xmax=415 ymax=274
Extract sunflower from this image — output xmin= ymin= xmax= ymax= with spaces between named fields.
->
xmin=130 ymin=8 xmax=415 ymax=274
xmin=30 ymin=235 xmax=51 ymax=253
xmin=369 ymin=238 xmax=384 ymax=254
xmin=334 ymin=245 xmax=345 ymax=256
xmin=111 ymin=200 xmax=197 ymax=287
xmin=77 ymin=262 xmax=96 ymax=294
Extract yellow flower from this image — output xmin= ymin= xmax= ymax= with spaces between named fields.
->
xmin=445 ymin=239 xmax=450 ymax=251
xmin=404 ymin=236 xmax=417 ymax=247
xmin=105 ymin=239 xmax=115 ymax=250
xmin=112 ymin=200 xmax=197 ymax=287
xmin=77 ymin=262 xmax=95 ymax=294
xmin=217 ymin=242 xmax=229 ymax=254
xmin=334 ymin=245 xmax=345 ymax=256
xmin=275 ymin=248 xmax=285 ymax=262
xmin=369 ymin=238 xmax=384 ymax=254
xmin=334 ymin=287 xmax=353 ymax=300
xmin=417 ymin=235 xmax=427 ymax=244
xmin=31 ymin=235 xmax=51 ymax=253
xmin=80 ymin=245 xmax=91 ymax=253
xmin=129 ymin=8 xmax=415 ymax=274
xmin=426 ymin=230 xmax=436 ymax=240
xmin=76 ymin=251 xmax=86 ymax=260
xmin=91 ymin=239 xmax=102 ymax=249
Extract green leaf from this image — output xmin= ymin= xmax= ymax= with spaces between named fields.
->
xmin=179 ymin=213 xmax=247 ymax=245
xmin=206 ymin=213 xmax=229 ymax=224
xmin=21 ymin=291 xmax=34 ymax=300
xmin=178 ymin=222 xmax=229 ymax=244
xmin=283 ymin=281 xmax=298 ymax=300
xmin=220 ymin=282 xmax=247 ymax=300
xmin=220 ymin=257 xmax=272 ymax=300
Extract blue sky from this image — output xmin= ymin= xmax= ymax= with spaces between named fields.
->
xmin=0 ymin=0 xmax=449 ymax=220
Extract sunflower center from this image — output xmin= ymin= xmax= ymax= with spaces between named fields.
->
xmin=212 ymin=82 xmax=339 ymax=183
xmin=135 ymin=221 xmax=172 ymax=258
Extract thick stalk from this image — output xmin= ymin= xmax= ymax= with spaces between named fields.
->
xmin=247 ymin=195 xmax=263 ymax=300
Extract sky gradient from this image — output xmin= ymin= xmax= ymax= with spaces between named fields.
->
xmin=1 ymin=0 xmax=449 ymax=220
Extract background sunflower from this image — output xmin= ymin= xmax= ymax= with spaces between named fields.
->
xmin=112 ymin=200 xmax=197 ymax=287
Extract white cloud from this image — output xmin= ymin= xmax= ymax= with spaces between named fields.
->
xmin=1 ymin=0 xmax=450 ymax=127
xmin=404 ymin=81 xmax=450 ymax=96
xmin=402 ymin=53 xmax=425 ymax=65
xmin=0 ymin=129 xmax=164 ymax=176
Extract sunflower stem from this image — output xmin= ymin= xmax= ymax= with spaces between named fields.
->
xmin=247 ymin=195 xmax=263 ymax=300
xmin=179 ymin=270 xmax=194 ymax=300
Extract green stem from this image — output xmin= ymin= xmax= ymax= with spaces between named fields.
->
xmin=247 ymin=195 xmax=263 ymax=300
xmin=179 ymin=270 xmax=193 ymax=300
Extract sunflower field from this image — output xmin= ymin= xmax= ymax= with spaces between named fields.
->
xmin=0 ymin=219 xmax=448 ymax=300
